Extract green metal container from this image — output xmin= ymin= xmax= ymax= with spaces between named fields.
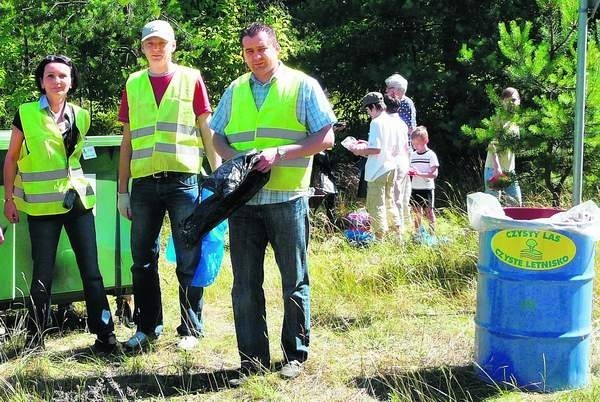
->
xmin=0 ymin=131 xmax=133 ymax=307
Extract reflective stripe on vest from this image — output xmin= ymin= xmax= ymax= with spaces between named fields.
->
xmin=15 ymin=101 xmax=95 ymax=216
xmin=224 ymin=66 xmax=312 ymax=191
xmin=126 ymin=66 xmax=204 ymax=178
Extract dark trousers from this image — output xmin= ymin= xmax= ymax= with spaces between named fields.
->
xmin=229 ymin=197 xmax=310 ymax=368
xmin=27 ymin=196 xmax=114 ymax=338
xmin=130 ymin=173 xmax=204 ymax=337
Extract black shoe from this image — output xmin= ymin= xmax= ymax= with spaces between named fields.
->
xmin=94 ymin=333 xmax=118 ymax=354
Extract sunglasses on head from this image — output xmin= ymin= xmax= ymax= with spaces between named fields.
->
xmin=43 ymin=54 xmax=72 ymax=64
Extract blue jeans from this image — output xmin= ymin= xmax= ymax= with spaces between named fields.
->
xmin=130 ymin=173 xmax=204 ymax=337
xmin=229 ymin=197 xmax=310 ymax=368
xmin=483 ymin=167 xmax=522 ymax=206
xmin=27 ymin=195 xmax=114 ymax=338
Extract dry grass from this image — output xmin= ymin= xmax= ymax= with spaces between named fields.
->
xmin=1 ymin=211 xmax=600 ymax=401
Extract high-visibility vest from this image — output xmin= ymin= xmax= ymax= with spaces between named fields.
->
xmin=224 ymin=66 xmax=312 ymax=191
xmin=126 ymin=66 xmax=204 ymax=178
xmin=13 ymin=101 xmax=95 ymax=216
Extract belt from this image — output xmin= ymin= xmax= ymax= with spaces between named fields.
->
xmin=149 ymin=171 xmax=197 ymax=179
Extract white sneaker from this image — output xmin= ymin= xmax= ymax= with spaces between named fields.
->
xmin=177 ymin=335 xmax=199 ymax=351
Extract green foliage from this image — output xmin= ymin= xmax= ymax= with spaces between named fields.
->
xmin=462 ymin=0 xmax=600 ymax=205
xmin=287 ymin=0 xmax=538 ymax=202
xmin=0 ymin=0 xmax=295 ymax=134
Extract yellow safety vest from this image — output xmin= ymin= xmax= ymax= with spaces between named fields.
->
xmin=126 ymin=66 xmax=204 ymax=178
xmin=224 ymin=66 xmax=312 ymax=191
xmin=13 ymin=101 xmax=95 ymax=216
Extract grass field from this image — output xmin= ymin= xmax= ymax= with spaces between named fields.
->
xmin=1 ymin=207 xmax=599 ymax=401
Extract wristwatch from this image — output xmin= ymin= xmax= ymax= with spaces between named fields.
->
xmin=276 ymin=146 xmax=287 ymax=161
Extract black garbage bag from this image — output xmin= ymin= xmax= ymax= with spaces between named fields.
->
xmin=180 ymin=152 xmax=270 ymax=247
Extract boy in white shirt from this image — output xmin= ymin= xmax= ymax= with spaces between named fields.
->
xmin=350 ymin=92 xmax=406 ymax=239
xmin=408 ymin=126 xmax=439 ymax=234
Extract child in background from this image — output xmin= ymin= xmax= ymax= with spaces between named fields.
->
xmin=408 ymin=126 xmax=439 ymax=239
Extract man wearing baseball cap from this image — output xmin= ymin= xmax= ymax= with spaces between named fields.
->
xmin=117 ymin=19 xmax=220 ymax=351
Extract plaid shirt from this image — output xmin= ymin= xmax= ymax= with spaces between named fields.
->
xmin=210 ymin=63 xmax=336 ymax=205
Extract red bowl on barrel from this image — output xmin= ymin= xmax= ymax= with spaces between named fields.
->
xmin=503 ymin=207 xmax=564 ymax=220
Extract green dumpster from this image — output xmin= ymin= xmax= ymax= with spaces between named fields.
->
xmin=0 ymin=131 xmax=133 ymax=307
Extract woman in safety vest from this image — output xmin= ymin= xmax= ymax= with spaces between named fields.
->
xmin=2 ymin=55 xmax=116 ymax=352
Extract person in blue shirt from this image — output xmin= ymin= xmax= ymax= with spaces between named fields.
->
xmin=210 ymin=22 xmax=335 ymax=384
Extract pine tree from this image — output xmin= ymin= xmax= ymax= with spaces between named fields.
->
xmin=462 ymin=0 xmax=600 ymax=206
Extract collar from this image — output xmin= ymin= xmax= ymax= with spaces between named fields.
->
xmin=148 ymin=63 xmax=178 ymax=77
xmin=39 ymin=95 xmax=73 ymax=122
xmin=249 ymin=62 xmax=283 ymax=86
xmin=39 ymin=95 xmax=50 ymax=110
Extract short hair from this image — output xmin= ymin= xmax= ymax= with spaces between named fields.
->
xmin=411 ymin=126 xmax=429 ymax=141
xmin=239 ymin=22 xmax=279 ymax=48
xmin=385 ymin=73 xmax=408 ymax=92
xmin=383 ymin=94 xmax=401 ymax=113
xmin=501 ymin=87 xmax=520 ymax=101
xmin=34 ymin=55 xmax=79 ymax=94
xmin=366 ymin=102 xmax=385 ymax=112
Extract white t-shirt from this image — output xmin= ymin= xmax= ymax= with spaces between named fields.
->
xmin=410 ymin=148 xmax=439 ymax=190
xmin=364 ymin=112 xmax=408 ymax=182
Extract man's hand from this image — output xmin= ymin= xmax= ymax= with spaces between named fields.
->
xmin=254 ymin=148 xmax=279 ymax=173
xmin=3 ymin=199 xmax=19 ymax=224
xmin=118 ymin=192 xmax=132 ymax=220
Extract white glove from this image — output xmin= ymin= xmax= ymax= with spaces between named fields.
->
xmin=117 ymin=192 xmax=132 ymax=220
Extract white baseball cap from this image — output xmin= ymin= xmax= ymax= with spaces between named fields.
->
xmin=141 ymin=20 xmax=175 ymax=42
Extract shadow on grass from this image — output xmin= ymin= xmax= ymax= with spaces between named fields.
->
xmin=355 ymin=364 xmax=502 ymax=402
xmin=312 ymin=312 xmax=373 ymax=333
xmin=3 ymin=369 xmax=240 ymax=399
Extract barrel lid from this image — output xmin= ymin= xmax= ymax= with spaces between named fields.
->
xmin=503 ymin=207 xmax=564 ymax=220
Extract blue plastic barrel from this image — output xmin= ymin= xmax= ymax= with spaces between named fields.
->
xmin=474 ymin=207 xmax=595 ymax=391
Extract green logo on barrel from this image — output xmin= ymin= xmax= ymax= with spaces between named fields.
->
xmin=491 ymin=229 xmax=576 ymax=270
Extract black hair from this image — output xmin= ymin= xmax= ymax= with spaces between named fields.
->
xmin=34 ymin=55 xmax=79 ymax=94
xmin=383 ymin=94 xmax=401 ymax=113
xmin=239 ymin=22 xmax=279 ymax=48
xmin=501 ymin=87 xmax=520 ymax=101
xmin=366 ymin=102 xmax=385 ymax=112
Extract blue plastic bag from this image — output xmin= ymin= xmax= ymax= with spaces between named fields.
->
xmin=166 ymin=235 xmax=177 ymax=263
xmin=343 ymin=229 xmax=374 ymax=247
xmin=191 ymin=218 xmax=228 ymax=287
xmin=166 ymin=188 xmax=228 ymax=286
